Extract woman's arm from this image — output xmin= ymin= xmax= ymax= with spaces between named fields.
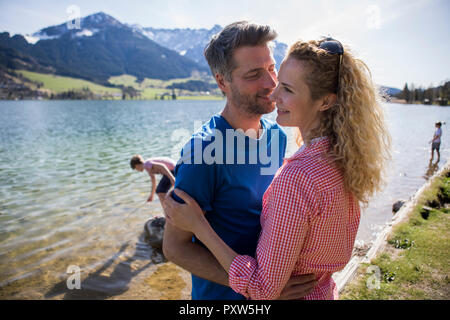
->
xmin=164 ymin=189 xmax=237 ymax=270
xmin=165 ymin=172 xmax=316 ymax=300
xmin=163 ymin=217 xmax=230 ymax=287
xmin=228 ymin=174 xmax=312 ymax=299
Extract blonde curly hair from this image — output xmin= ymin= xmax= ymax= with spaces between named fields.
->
xmin=288 ymin=40 xmax=391 ymax=205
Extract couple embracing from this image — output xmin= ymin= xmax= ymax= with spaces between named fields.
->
xmin=161 ymin=21 xmax=390 ymax=300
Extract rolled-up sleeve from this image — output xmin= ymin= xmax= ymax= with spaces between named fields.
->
xmin=229 ymin=165 xmax=317 ymax=299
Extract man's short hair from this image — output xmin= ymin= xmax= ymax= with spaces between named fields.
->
xmin=130 ymin=154 xmax=144 ymax=169
xmin=204 ymin=21 xmax=277 ymax=81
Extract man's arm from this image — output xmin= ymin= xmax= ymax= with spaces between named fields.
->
xmin=162 ymin=219 xmax=229 ymax=286
xmin=148 ymin=174 xmax=156 ymax=202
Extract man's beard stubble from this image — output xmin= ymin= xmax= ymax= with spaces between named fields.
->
xmin=230 ymin=85 xmax=275 ymax=116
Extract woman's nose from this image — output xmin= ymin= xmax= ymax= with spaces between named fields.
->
xmin=270 ymin=87 xmax=278 ymax=102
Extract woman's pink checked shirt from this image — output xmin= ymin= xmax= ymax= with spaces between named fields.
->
xmin=229 ymin=137 xmax=361 ymax=300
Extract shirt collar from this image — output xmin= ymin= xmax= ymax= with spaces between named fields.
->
xmin=286 ymin=136 xmax=330 ymax=162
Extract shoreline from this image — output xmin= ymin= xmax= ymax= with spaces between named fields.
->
xmin=334 ymin=158 xmax=450 ymax=296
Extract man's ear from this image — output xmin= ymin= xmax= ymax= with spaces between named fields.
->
xmin=319 ymin=93 xmax=337 ymax=112
xmin=215 ymin=73 xmax=229 ymax=94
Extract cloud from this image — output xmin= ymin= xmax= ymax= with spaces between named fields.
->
xmin=366 ymin=5 xmax=382 ymax=30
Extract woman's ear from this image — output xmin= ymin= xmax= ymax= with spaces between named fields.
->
xmin=319 ymin=93 xmax=337 ymax=112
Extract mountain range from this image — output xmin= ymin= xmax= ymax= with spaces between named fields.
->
xmin=128 ymin=24 xmax=288 ymax=71
xmin=0 ymin=12 xmax=289 ymax=86
xmin=0 ymin=11 xmax=399 ymax=95
xmin=0 ymin=12 xmax=210 ymax=84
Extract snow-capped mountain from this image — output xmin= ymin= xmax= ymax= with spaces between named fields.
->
xmin=129 ymin=24 xmax=222 ymax=68
xmin=130 ymin=24 xmax=288 ymax=71
xmin=1 ymin=12 xmax=208 ymax=83
xmin=24 ymin=12 xmax=123 ymax=44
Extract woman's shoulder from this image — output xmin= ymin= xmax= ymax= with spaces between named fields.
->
xmin=281 ymin=155 xmax=344 ymax=192
xmin=273 ymin=160 xmax=317 ymax=192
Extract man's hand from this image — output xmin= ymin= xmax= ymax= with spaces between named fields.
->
xmin=147 ymin=195 xmax=154 ymax=202
xmin=277 ymin=274 xmax=317 ymax=300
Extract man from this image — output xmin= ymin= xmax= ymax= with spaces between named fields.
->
xmin=163 ymin=21 xmax=316 ymax=300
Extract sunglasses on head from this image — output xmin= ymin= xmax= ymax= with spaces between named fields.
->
xmin=318 ymin=37 xmax=344 ymax=93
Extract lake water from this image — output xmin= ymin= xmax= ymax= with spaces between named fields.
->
xmin=0 ymin=100 xmax=449 ymax=299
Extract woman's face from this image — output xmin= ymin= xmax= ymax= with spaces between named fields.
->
xmin=270 ymin=57 xmax=323 ymax=132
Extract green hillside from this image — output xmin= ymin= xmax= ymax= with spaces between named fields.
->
xmin=14 ymin=70 xmax=223 ymax=100
xmin=18 ymin=70 xmax=121 ymax=96
xmin=108 ymin=74 xmax=223 ymax=100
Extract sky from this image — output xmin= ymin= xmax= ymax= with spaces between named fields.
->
xmin=0 ymin=0 xmax=448 ymax=89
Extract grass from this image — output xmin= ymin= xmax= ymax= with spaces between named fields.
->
xmin=17 ymin=70 xmax=223 ymax=100
xmin=17 ymin=70 xmax=122 ymax=96
xmin=177 ymin=95 xmax=224 ymax=100
xmin=340 ymin=168 xmax=450 ymax=300
xmin=108 ymin=74 xmax=215 ymax=89
xmin=108 ymin=74 xmax=223 ymax=100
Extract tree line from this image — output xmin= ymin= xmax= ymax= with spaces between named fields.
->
xmin=395 ymin=81 xmax=449 ymax=105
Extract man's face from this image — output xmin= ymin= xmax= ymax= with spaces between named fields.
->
xmin=225 ymin=44 xmax=278 ymax=115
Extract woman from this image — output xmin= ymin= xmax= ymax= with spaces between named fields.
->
xmin=163 ymin=38 xmax=391 ymax=300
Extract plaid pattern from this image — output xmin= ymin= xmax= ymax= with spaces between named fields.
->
xmin=229 ymin=137 xmax=360 ymax=300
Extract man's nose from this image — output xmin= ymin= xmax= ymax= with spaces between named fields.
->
xmin=263 ymin=70 xmax=277 ymax=90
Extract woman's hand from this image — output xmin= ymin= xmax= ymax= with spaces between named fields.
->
xmin=163 ymin=188 xmax=206 ymax=234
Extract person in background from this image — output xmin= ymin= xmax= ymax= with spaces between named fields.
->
xmin=430 ymin=122 xmax=442 ymax=162
xmin=130 ymin=154 xmax=175 ymax=204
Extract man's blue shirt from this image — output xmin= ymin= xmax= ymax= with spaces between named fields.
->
xmin=173 ymin=114 xmax=287 ymax=300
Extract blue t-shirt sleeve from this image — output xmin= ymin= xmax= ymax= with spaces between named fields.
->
xmin=172 ymin=137 xmax=215 ymax=212
xmin=279 ymin=127 xmax=287 ymax=160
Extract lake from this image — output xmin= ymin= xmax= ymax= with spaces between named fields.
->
xmin=0 ymin=100 xmax=448 ymax=299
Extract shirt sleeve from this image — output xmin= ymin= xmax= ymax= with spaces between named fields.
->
xmin=171 ymin=136 xmax=215 ymax=212
xmin=143 ymin=160 xmax=153 ymax=173
xmin=280 ymin=127 xmax=287 ymax=160
xmin=228 ymin=164 xmax=317 ymax=300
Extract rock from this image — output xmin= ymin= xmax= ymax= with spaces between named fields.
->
xmin=420 ymin=206 xmax=433 ymax=220
xmin=426 ymin=199 xmax=440 ymax=208
xmin=144 ymin=217 xmax=166 ymax=249
xmin=392 ymin=200 xmax=405 ymax=214
xmin=437 ymin=187 xmax=449 ymax=206
xmin=353 ymin=242 xmax=370 ymax=257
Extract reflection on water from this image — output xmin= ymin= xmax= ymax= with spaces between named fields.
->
xmin=423 ymin=159 xmax=440 ymax=180
xmin=0 ymin=100 xmax=449 ymax=299
xmin=44 ymin=231 xmax=165 ymax=300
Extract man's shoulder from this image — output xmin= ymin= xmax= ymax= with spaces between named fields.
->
xmin=190 ymin=114 xmax=227 ymax=141
xmin=262 ymin=117 xmax=286 ymax=138
xmin=177 ymin=115 xmax=224 ymax=165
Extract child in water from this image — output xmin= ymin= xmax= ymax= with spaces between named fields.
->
xmin=130 ymin=154 xmax=176 ymax=204
xmin=430 ymin=122 xmax=442 ymax=162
